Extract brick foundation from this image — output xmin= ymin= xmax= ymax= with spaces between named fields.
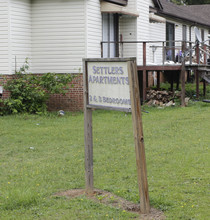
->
xmin=0 ymin=75 xmax=12 ymax=99
xmin=47 ymin=74 xmax=84 ymax=111
xmin=0 ymin=73 xmax=84 ymax=112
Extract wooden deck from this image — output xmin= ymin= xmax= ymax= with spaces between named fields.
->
xmin=137 ymin=63 xmax=210 ymax=106
xmin=101 ymin=40 xmax=210 ymax=106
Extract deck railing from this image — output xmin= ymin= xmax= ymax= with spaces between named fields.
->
xmin=101 ymin=40 xmax=210 ymax=66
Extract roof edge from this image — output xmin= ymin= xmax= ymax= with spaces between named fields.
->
xmin=157 ymin=11 xmax=210 ymax=29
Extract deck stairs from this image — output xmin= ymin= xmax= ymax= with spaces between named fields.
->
xmin=199 ymin=65 xmax=210 ymax=83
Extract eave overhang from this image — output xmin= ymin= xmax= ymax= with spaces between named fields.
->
xmin=101 ymin=1 xmax=139 ymax=17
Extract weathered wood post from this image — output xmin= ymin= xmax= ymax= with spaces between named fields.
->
xmin=101 ymin=42 xmax=103 ymax=58
xmin=181 ymin=60 xmax=186 ymax=106
xmin=128 ymin=59 xmax=150 ymax=214
xmin=83 ymin=58 xmax=150 ymax=214
xmin=83 ymin=61 xmax=94 ymax=195
xmin=203 ymin=79 xmax=206 ymax=97
xmin=143 ymin=42 xmax=147 ymax=101
xmin=181 ymin=41 xmax=186 ymax=106
xmin=196 ymin=44 xmax=200 ymax=98
xmin=195 ymin=69 xmax=200 ymax=99
xmin=157 ymin=71 xmax=160 ymax=90
xmin=203 ymin=45 xmax=207 ymax=65
xmin=162 ymin=42 xmax=165 ymax=65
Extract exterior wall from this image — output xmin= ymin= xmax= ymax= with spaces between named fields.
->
xmin=126 ymin=0 xmax=136 ymax=9
xmin=149 ymin=22 xmax=165 ymax=64
xmin=86 ymin=0 xmax=102 ymax=58
xmin=149 ymin=15 xmax=210 ymax=64
xmin=162 ymin=18 xmax=210 ymax=44
xmin=10 ymin=0 xmax=31 ymax=73
xmin=118 ymin=0 xmax=137 ymax=58
xmin=31 ymin=0 xmax=85 ymax=74
xmin=47 ymin=74 xmax=83 ymax=111
xmin=119 ymin=15 xmax=137 ymax=58
xmin=0 ymin=73 xmax=84 ymax=111
xmin=136 ymin=0 xmax=150 ymax=65
xmin=149 ymin=0 xmax=154 ymax=7
xmin=0 ymin=0 xmax=11 ymax=75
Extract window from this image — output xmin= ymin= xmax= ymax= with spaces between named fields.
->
xmin=166 ymin=22 xmax=175 ymax=61
xmin=182 ymin=25 xmax=187 ymax=42
xmin=102 ymin=13 xmax=119 ymax=58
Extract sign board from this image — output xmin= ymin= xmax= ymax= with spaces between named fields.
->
xmin=83 ymin=58 xmax=150 ymax=214
xmin=87 ymin=61 xmax=131 ymax=111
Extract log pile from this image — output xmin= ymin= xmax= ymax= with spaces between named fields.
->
xmin=146 ymin=90 xmax=181 ymax=107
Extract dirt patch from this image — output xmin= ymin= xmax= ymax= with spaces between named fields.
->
xmin=54 ymin=189 xmax=165 ymax=220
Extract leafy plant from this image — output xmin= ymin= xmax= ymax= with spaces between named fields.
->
xmin=0 ymin=59 xmax=74 ymax=115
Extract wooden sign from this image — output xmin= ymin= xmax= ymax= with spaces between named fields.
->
xmin=83 ymin=58 xmax=150 ymax=214
xmin=87 ymin=60 xmax=131 ymax=111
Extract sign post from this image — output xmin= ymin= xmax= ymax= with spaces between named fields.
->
xmin=83 ymin=58 xmax=150 ymax=213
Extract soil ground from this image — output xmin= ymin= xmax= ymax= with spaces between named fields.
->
xmin=54 ymin=189 xmax=166 ymax=220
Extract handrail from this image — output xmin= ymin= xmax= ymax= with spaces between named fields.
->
xmin=101 ymin=40 xmax=210 ymax=65
xmin=101 ymin=40 xmax=194 ymax=44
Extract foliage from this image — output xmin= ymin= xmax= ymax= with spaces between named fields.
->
xmin=0 ymin=59 xmax=74 ymax=115
xmin=0 ymin=103 xmax=209 ymax=219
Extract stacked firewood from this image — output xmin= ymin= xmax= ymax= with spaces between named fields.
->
xmin=146 ymin=90 xmax=181 ymax=107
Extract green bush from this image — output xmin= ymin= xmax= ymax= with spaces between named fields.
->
xmin=0 ymin=60 xmax=74 ymax=115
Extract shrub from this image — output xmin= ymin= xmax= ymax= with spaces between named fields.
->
xmin=0 ymin=59 xmax=74 ymax=115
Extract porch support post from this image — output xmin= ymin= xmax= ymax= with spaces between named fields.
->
xmin=170 ymin=72 xmax=174 ymax=92
xmin=203 ymin=74 xmax=206 ymax=97
xmin=176 ymin=71 xmax=180 ymax=90
xmin=181 ymin=60 xmax=186 ymax=107
xmin=157 ymin=71 xmax=160 ymax=90
xmin=203 ymin=45 xmax=207 ymax=64
xmin=196 ymin=69 xmax=199 ymax=99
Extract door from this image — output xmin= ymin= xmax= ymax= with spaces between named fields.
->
xmin=102 ymin=13 xmax=119 ymax=58
xmin=166 ymin=22 xmax=175 ymax=61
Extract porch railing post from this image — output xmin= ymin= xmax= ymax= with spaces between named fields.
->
xmin=120 ymin=34 xmax=123 ymax=58
xmin=162 ymin=42 xmax=165 ymax=65
xmin=101 ymin=42 xmax=103 ymax=58
xmin=196 ymin=44 xmax=200 ymax=64
xmin=189 ymin=41 xmax=192 ymax=65
xmin=203 ymin=45 xmax=207 ymax=64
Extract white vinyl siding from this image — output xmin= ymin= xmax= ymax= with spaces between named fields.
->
xmin=0 ymin=0 xmax=10 ymax=74
xmin=126 ymin=0 xmax=136 ymax=9
xmin=137 ymin=0 xmax=150 ymax=65
xmin=149 ymin=22 xmax=165 ymax=64
xmin=149 ymin=0 xmax=154 ymax=7
xmin=119 ymin=15 xmax=137 ymax=58
xmin=119 ymin=0 xmax=137 ymax=58
xmin=86 ymin=0 xmax=102 ymax=58
xmin=10 ymin=0 xmax=31 ymax=73
xmin=31 ymin=0 xmax=85 ymax=73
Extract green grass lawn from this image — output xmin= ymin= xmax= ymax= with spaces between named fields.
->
xmin=0 ymin=102 xmax=210 ymax=219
